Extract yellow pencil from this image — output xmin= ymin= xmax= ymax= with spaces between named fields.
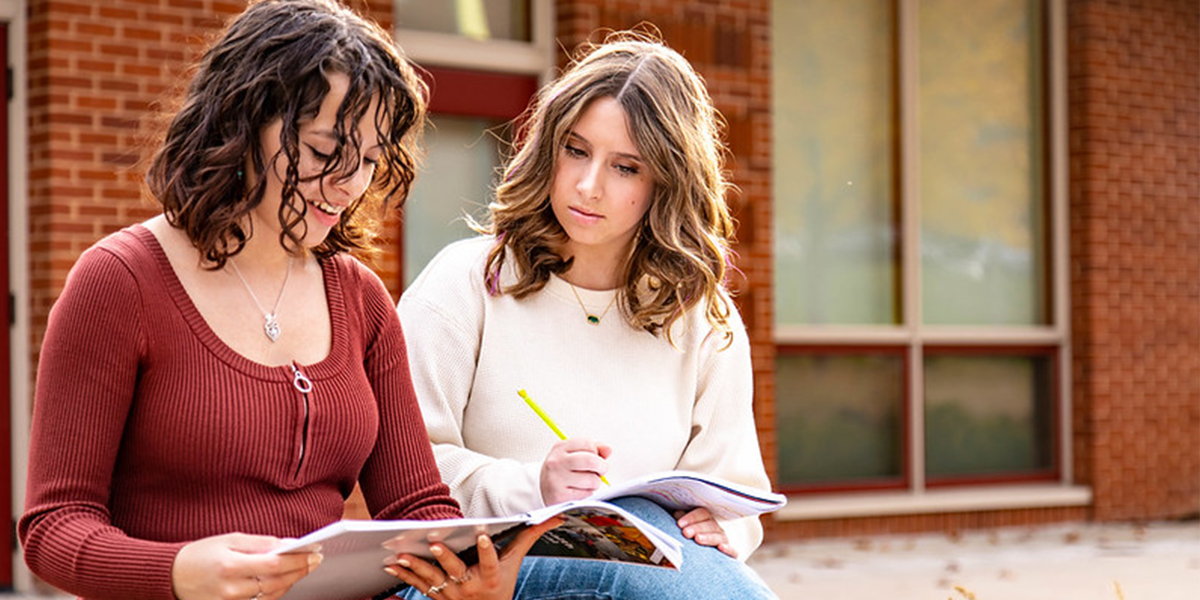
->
xmin=518 ymin=389 xmax=610 ymax=485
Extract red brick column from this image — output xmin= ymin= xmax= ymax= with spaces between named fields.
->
xmin=1068 ymin=0 xmax=1200 ymax=520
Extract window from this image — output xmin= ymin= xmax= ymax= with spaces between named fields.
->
xmin=394 ymin=1 xmax=552 ymax=284
xmin=395 ymin=0 xmax=530 ymax=41
xmin=923 ymin=349 xmax=1056 ymax=483
xmin=772 ymin=0 xmax=1068 ymax=497
xmin=776 ymin=349 xmax=906 ymax=491
xmin=403 ymin=114 xmax=504 ymax=286
xmin=395 ymin=0 xmax=552 ymax=75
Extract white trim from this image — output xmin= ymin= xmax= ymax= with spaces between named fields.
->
xmin=920 ymin=327 xmax=1065 ymax=345
xmin=1048 ymin=0 xmax=1072 ymax=485
xmin=775 ymin=325 xmax=913 ymax=345
xmin=395 ymin=0 xmax=554 ymax=78
xmin=776 ymin=484 xmax=1093 ymax=520
xmin=898 ymin=0 xmax=924 ymax=492
xmin=0 ymin=0 xmax=30 ymax=591
xmin=776 ymin=325 xmax=1064 ymax=346
xmin=397 ymin=29 xmax=549 ymax=75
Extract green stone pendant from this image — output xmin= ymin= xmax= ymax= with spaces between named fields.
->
xmin=586 ymin=315 xmax=600 ymax=325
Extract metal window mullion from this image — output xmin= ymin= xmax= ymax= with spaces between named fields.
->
xmin=1048 ymin=0 xmax=1073 ymax=485
xmin=898 ymin=0 xmax=925 ymax=494
xmin=530 ymin=0 xmax=555 ymax=84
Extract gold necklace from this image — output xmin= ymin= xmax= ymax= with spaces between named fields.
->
xmin=566 ymin=280 xmax=617 ymax=325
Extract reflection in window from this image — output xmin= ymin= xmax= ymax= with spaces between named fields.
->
xmin=395 ymin=0 xmax=530 ymax=42
xmin=773 ymin=0 xmax=897 ymax=326
xmin=919 ymin=0 xmax=1046 ymax=325
xmin=924 ymin=353 xmax=1054 ymax=480
xmin=771 ymin=0 xmax=1061 ymax=494
xmin=776 ymin=351 xmax=905 ymax=489
xmin=403 ymin=116 xmax=502 ymax=285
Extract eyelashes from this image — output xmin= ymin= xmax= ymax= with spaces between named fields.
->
xmin=562 ymin=143 xmax=641 ymax=177
xmin=306 ymin=145 xmax=332 ymax=162
xmin=305 ymin=144 xmax=379 ymax=168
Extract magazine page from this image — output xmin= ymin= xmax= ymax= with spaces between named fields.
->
xmin=522 ymin=500 xmax=682 ymax=568
xmin=270 ymin=500 xmax=680 ymax=600
xmin=590 ymin=470 xmax=787 ymax=521
xmin=271 ymin=516 xmax=526 ymax=600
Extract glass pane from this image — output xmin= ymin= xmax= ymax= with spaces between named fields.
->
xmin=772 ymin=0 xmax=897 ymax=326
xmin=395 ymin=0 xmax=530 ymax=42
xmin=776 ymin=352 xmax=904 ymax=487
xmin=919 ymin=0 xmax=1046 ymax=325
xmin=924 ymin=354 xmax=1054 ymax=478
xmin=403 ymin=116 xmax=501 ymax=286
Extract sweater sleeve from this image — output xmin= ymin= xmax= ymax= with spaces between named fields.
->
xmin=674 ymin=301 xmax=772 ymax=560
xmin=347 ymin=259 xmax=461 ymax=522
xmin=398 ymin=241 xmax=545 ymax=518
xmin=19 ymin=246 xmax=186 ymax=600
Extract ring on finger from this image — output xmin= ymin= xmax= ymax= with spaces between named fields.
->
xmin=426 ymin=581 xmax=448 ymax=596
xmin=252 ymin=575 xmax=264 ymax=600
xmin=449 ymin=571 xmax=473 ymax=585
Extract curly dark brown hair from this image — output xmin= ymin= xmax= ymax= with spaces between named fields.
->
xmin=145 ymin=0 xmax=427 ymax=268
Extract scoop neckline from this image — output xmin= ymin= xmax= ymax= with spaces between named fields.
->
xmin=129 ymin=224 xmax=351 ymax=382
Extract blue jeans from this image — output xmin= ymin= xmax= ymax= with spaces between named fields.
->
xmin=398 ymin=496 xmax=778 ymax=600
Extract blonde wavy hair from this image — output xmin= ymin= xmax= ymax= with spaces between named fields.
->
xmin=478 ymin=31 xmax=737 ymax=344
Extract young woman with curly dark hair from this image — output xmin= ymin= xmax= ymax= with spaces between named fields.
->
xmin=19 ymin=2 xmax=553 ymax=599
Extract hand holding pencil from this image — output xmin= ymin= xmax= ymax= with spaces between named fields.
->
xmin=519 ymin=389 xmax=612 ymax=505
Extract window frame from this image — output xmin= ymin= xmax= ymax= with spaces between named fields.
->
xmin=775 ymin=344 xmax=912 ymax=495
xmin=393 ymin=0 xmax=554 ymax=284
xmin=771 ymin=0 xmax=1087 ymax=516
xmin=395 ymin=0 xmax=554 ymax=76
xmin=921 ymin=344 xmax=1062 ymax=487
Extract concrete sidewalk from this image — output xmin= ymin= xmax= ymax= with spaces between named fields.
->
xmin=747 ymin=519 xmax=1200 ymax=599
xmin=6 ymin=520 xmax=1197 ymax=599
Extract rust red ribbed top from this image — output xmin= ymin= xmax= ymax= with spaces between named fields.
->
xmin=19 ymin=225 xmax=459 ymax=600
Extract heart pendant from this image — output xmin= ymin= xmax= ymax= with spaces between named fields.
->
xmin=264 ymin=314 xmax=281 ymax=342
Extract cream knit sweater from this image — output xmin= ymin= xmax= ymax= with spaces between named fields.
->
xmin=399 ymin=236 xmax=771 ymax=558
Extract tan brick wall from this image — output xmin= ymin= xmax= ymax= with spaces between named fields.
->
xmin=1067 ymin=0 xmax=1200 ymax=521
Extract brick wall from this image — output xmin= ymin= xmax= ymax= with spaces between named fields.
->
xmin=1067 ymin=0 xmax=1200 ymax=521
xmin=26 ymin=0 xmax=244 ymax=370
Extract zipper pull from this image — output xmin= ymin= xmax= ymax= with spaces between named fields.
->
xmin=290 ymin=363 xmax=313 ymax=394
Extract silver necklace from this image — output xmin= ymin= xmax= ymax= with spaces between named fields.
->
xmin=566 ymin=280 xmax=617 ymax=325
xmin=228 ymin=256 xmax=294 ymax=343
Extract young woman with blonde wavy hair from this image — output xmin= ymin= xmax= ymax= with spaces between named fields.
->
xmin=399 ymin=31 xmax=778 ymax=599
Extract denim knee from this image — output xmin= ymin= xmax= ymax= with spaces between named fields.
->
xmin=510 ymin=495 xmax=778 ymax=600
